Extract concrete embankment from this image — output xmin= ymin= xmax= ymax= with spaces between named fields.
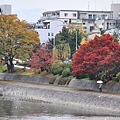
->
xmin=0 ymin=73 xmax=50 ymax=84
xmin=68 ymin=79 xmax=120 ymax=93
xmin=0 ymin=81 xmax=120 ymax=117
xmin=0 ymin=73 xmax=120 ymax=93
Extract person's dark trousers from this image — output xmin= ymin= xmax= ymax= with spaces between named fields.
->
xmin=99 ymin=88 xmax=102 ymax=92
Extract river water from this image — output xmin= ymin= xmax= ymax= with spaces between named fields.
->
xmin=0 ymin=98 xmax=120 ymax=120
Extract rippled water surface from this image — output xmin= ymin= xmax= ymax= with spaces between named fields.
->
xmin=0 ymin=98 xmax=120 ymax=120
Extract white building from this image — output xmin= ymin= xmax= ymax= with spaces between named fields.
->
xmin=35 ymin=3 xmax=120 ymax=44
xmin=95 ymin=19 xmax=116 ymax=30
xmin=0 ymin=4 xmax=11 ymax=15
xmin=35 ymin=19 xmax=64 ymax=43
xmin=111 ymin=3 xmax=120 ymax=19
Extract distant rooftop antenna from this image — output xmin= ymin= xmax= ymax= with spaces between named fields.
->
xmin=95 ymin=0 xmax=96 ymax=10
xmin=88 ymin=1 xmax=90 ymax=11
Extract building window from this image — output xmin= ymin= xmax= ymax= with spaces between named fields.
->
xmin=64 ymin=13 xmax=68 ymax=17
xmin=73 ymin=13 xmax=76 ymax=17
xmin=88 ymin=21 xmax=93 ymax=24
xmin=51 ymin=33 xmax=53 ymax=36
xmin=93 ymin=14 xmax=96 ymax=19
xmin=47 ymin=24 xmax=50 ymax=29
xmin=83 ymin=23 xmax=85 ymax=25
xmin=110 ymin=23 xmax=115 ymax=26
xmin=48 ymin=33 xmax=50 ymax=36
xmin=90 ymin=26 xmax=94 ymax=32
xmin=102 ymin=15 xmax=106 ymax=19
xmin=83 ymin=27 xmax=87 ymax=29
xmin=88 ymin=14 xmax=92 ymax=19
xmin=64 ymin=20 xmax=67 ymax=23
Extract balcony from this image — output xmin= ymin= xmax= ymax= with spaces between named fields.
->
xmin=40 ymin=15 xmax=59 ymax=20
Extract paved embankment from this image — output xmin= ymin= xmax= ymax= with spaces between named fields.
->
xmin=0 ymin=73 xmax=50 ymax=84
xmin=0 ymin=73 xmax=120 ymax=93
xmin=69 ymin=79 xmax=120 ymax=93
xmin=0 ymin=81 xmax=120 ymax=117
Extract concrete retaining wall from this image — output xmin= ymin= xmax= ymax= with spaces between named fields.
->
xmin=0 ymin=73 xmax=120 ymax=93
xmin=0 ymin=73 xmax=50 ymax=84
xmin=68 ymin=79 xmax=120 ymax=93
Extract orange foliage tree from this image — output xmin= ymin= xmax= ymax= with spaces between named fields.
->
xmin=72 ymin=34 xmax=120 ymax=81
xmin=0 ymin=14 xmax=40 ymax=72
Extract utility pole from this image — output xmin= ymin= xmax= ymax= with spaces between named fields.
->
xmin=95 ymin=0 xmax=96 ymax=10
xmin=76 ymin=31 xmax=77 ymax=50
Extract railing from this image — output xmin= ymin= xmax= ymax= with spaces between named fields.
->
xmin=40 ymin=15 xmax=59 ymax=20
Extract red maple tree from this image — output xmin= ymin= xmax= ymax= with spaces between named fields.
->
xmin=72 ymin=34 xmax=120 ymax=80
xmin=29 ymin=45 xmax=53 ymax=72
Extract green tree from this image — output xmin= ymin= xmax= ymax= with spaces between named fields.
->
xmin=0 ymin=14 xmax=40 ymax=72
xmin=69 ymin=29 xmax=83 ymax=56
xmin=113 ymin=32 xmax=120 ymax=43
xmin=53 ymin=43 xmax=71 ymax=62
xmin=54 ymin=26 xmax=86 ymax=57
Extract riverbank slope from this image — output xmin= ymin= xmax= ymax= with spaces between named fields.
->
xmin=0 ymin=81 xmax=120 ymax=117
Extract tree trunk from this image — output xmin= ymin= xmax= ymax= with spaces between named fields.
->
xmin=7 ymin=58 xmax=14 ymax=73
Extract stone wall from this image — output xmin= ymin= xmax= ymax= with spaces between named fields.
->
xmin=68 ymin=79 xmax=120 ymax=93
xmin=0 ymin=73 xmax=51 ymax=84
xmin=0 ymin=73 xmax=120 ymax=93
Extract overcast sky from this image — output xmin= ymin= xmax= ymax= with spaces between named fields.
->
xmin=1 ymin=0 xmax=120 ymax=22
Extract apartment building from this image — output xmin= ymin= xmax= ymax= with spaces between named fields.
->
xmin=35 ymin=3 xmax=120 ymax=44
xmin=0 ymin=4 xmax=11 ymax=15
xmin=111 ymin=3 xmax=120 ymax=19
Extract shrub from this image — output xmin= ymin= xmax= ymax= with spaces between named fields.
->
xmin=51 ymin=66 xmax=63 ymax=75
xmin=88 ymin=73 xmax=96 ymax=80
xmin=58 ymin=77 xmax=71 ymax=85
xmin=113 ymin=72 xmax=120 ymax=82
xmin=0 ymin=63 xmax=7 ymax=73
xmin=62 ymin=68 xmax=71 ymax=77
xmin=76 ymin=73 xmax=89 ymax=79
xmin=116 ymin=72 xmax=120 ymax=81
xmin=49 ymin=76 xmax=57 ymax=84
xmin=66 ymin=62 xmax=72 ymax=72
xmin=51 ymin=63 xmax=64 ymax=75
xmin=35 ymin=69 xmax=41 ymax=74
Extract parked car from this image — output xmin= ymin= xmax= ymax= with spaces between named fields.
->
xmin=13 ymin=61 xmax=17 ymax=65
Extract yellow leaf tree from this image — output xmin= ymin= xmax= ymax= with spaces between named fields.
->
xmin=0 ymin=14 xmax=40 ymax=72
xmin=67 ymin=24 xmax=86 ymax=37
xmin=80 ymin=38 xmax=87 ymax=45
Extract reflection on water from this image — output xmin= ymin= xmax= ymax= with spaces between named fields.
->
xmin=0 ymin=98 xmax=120 ymax=120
